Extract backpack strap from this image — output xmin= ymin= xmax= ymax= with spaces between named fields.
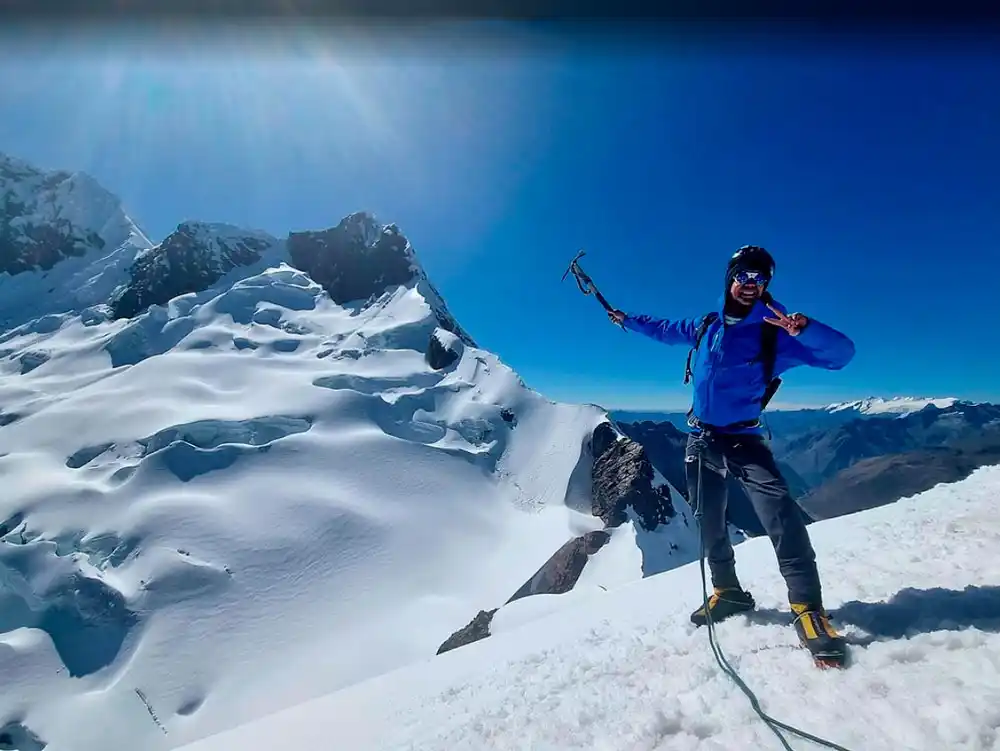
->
xmin=683 ymin=306 xmax=784 ymax=413
xmin=757 ymin=321 xmax=782 ymax=409
xmin=683 ymin=312 xmax=718 ymax=385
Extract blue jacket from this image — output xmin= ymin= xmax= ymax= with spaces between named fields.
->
xmin=623 ymin=296 xmax=855 ymax=432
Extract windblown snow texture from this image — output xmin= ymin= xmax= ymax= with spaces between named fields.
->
xmin=179 ymin=466 xmax=1000 ymax=751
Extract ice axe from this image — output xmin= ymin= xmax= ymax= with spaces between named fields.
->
xmin=562 ymin=250 xmax=624 ymax=328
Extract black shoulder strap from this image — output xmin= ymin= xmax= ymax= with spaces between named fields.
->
xmin=759 ymin=322 xmax=779 ymax=383
xmin=682 ymin=307 xmax=783 ymax=408
xmin=683 ymin=312 xmax=718 ymax=384
xmin=758 ymin=321 xmax=781 ymax=408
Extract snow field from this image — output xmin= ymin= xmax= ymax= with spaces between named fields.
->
xmin=180 ymin=465 xmax=1000 ymax=751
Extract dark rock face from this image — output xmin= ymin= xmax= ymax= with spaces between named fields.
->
xmin=0 ymin=199 xmax=100 ymax=276
xmin=436 ymin=421 xmax=691 ymax=656
xmin=0 ymin=158 xmax=104 ymax=277
xmin=614 ymin=419 xmax=811 ymax=537
xmin=614 ymin=420 xmax=689 ymax=500
xmin=110 ymin=223 xmax=274 ymax=318
xmin=590 ymin=422 xmax=674 ymax=530
xmin=426 ymin=331 xmax=460 ymax=370
xmin=436 ymin=608 xmax=498 ymax=655
xmin=436 ymin=531 xmax=612 ymax=654
xmin=507 ymin=531 xmax=610 ymax=604
xmin=591 ymin=419 xmax=618 ymax=458
xmin=287 ymin=214 xmax=413 ymax=306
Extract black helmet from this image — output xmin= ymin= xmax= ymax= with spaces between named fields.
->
xmin=726 ymin=245 xmax=775 ymax=285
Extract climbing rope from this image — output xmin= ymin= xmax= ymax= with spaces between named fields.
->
xmin=694 ymin=448 xmax=856 ymax=751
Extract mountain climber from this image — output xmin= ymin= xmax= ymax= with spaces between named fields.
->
xmin=608 ymin=245 xmax=855 ymax=662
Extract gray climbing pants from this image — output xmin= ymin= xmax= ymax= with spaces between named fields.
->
xmin=684 ymin=430 xmax=823 ymax=607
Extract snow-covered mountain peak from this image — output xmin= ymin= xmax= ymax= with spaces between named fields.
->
xmin=174 ymin=220 xmax=278 ymax=243
xmin=337 ymin=210 xmax=383 ymax=248
xmin=160 ymin=221 xmax=281 ymax=264
xmin=825 ymin=396 xmax=963 ymax=416
xmin=0 ymin=151 xmax=150 ymax=263
xmin=0 ymin=150 xmax=48 ymax=182
xmin=0 ymin=153 xmax=462 ymax=344
xmin=0 ymin=154 xmax=153 ymax=330
xmin=110 ymin=221 xmax=285 ymax=318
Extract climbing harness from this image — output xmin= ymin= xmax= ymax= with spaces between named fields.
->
xmin=694 ymin=447 xmax=855 ymax=751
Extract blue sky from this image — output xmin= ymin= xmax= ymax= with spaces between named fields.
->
xmin=1 ymin=23 xmax=997 ymax=410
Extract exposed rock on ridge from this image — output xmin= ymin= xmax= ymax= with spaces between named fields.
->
xmin=437 ymin=420 xmax=682 ymax=654
xmin=110 ymin=222 xmax=279 ymax=318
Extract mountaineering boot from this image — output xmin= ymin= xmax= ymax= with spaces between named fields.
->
xmin=791 ymin=603 xmax=848 ymax=668
xmin=691 ymin=587 xmax=756 ymax=627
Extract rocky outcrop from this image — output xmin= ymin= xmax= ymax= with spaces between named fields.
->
xmin=0 ymin=204 xmax=100 ymax=275
xmin=615 ymin=419 xmax=810 ymax=537
xmin=436 ymin=608 xmax=498 ymax=655
xmin=435 ymin=421 xmax=683 ymax=655
xmin=507 ymin=530 xmax=610 ymax=603
xmin=288 ymin=214 xmax=474 ymax=345
xmin=435 ymin=531 xmax=611 ymax=654
xmin=110 ymin=223 xmax=278 ymax=318
xmin=426 ymin=330 xmax=460 ymax=370
xmin=105 ymin=209 xmax=476 ymax=347
xmin=590 ymin=421 xmax=674 ymax=530
xmin=287 ymin=213 xmax=414 ymax=307
xmin=612 ymin=420 xmax=688 ymax=494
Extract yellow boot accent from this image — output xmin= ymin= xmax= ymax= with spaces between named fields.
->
xmin=791 ymin=603 xmax=840 ymax=640
xmin=695 ymin=587 xmax=725 ymax=616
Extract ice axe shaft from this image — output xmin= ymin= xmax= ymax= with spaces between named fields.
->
xmin=562 ymin=250 xmax=616 ymax=314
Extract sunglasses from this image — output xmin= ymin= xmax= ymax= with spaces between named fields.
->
xmin=733 ymin=269 xmax=770 ymax=286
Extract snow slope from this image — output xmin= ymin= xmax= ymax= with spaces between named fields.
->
xmin=180 ymin=464 xmax=1000 ymax=751
xmin=0 ymin=259 xmax=697 ymax=751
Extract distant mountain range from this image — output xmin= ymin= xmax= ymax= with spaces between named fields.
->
xmin=612 ymin=396 xmax=966 ymax=433
xmin=614 ymin=398 xmax=1000 ymax=529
